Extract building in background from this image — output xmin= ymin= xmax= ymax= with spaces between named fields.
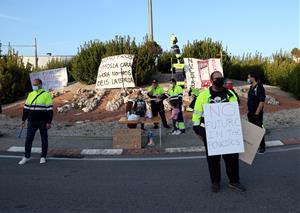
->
xmin=23 ymin=55 xmax=73 ymax=69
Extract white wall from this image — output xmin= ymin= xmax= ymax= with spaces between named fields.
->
xmin=22 ymin=55 xmax=73 ymax=68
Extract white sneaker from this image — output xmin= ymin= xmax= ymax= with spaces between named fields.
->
xmin=40 ymin=157 xmax=46 ymax=164
xmin=18 ymin=157 xmax=30 ymax=165
xmin=171 ymin=130 xmax=181 ymax=135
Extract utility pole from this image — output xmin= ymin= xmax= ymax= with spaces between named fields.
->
xmin=34 ymin=37 xmax=38 ymax=68
xmin=148 ymin=0 xmax=153 ymax=41
xmin=1 ymin=38 xmax=38 ymax=68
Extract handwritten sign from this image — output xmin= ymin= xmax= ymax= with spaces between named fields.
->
xmin=96 ymin=54 xmax=135 ymax=89
xmin=29 ymin=67 xmax=68 ymax=91
xmin=112 ymin=128 xmax=141 ymax=149
xmin=204 ymin=102 xmax=244 ymax=156
xmin=239 ymin=119 xmax=265 ymax=165
xmin=184 ymin=58 xmax=223 ymax=89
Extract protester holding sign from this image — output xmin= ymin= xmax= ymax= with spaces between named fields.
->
xmin=18 ymin=79 xmax=53 ymax=165
xmin=192 ymin=71 xmax=246 ymax=193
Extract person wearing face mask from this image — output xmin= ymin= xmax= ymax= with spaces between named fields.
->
xmin=147 ymin=79 xmax=170 ymax=129
xmin=247 ymin=71 xmax=266 ymax=154
xmin=167 ymin=78 xmax=185 ymax=134
xmin=18 ymin=78 xmax=53 ymax=165
xmin=225 ymin=80 xmax=240 ymax=104
xmin=192 ymin=71 xmax=246 ymax=193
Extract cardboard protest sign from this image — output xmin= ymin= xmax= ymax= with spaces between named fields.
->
xmin=204 ymin=102 xmax=244 ymax=156
xmin=112 ymin=128 xmax=141 ymax=149
xmin=96 ymin=54 xmax=135 ymax=89
xmin=184 ymin=58 xmax=202 ymax=89
xmin=184 ymin=58 xmax=223 ymax=89
xmin=239 ymin=119 xmax=265 ymax=165
xmin=29 ymin=67 xmax=68 ymax=91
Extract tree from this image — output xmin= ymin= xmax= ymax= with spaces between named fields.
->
xmin=0 ymin=50 xmax=31 ymax=104
xmin=182 ymin=38 xmax=231 ymax=76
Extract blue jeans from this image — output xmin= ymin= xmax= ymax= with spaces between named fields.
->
xmin=25 ymin=121 xmax=48 ymax=158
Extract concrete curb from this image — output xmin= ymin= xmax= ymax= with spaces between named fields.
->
xmin=2 ymin=139 xmax=297 ymax=158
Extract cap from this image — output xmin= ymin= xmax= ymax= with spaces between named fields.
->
xmin=152 ymin=79 xmax=158 ymax=84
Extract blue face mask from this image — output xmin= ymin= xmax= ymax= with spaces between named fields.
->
xmin=32 ymin=85 xmax=39 ymax=91
xmin=247 ymin=79 xmax=252 ymax=84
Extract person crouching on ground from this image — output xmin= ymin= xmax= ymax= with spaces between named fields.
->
xmin=18 ymin=79 xmax=53 ymax=165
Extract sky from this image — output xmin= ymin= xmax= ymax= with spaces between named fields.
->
xmin=0 ymin=0 xmax=299 ymax=57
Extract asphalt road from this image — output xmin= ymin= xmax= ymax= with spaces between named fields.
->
xmin=0 ymin=146 xmax=299 ymax=213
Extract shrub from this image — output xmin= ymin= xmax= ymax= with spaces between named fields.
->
xmin=0 ymin=50 xmax=31 ymax=104
xmin=70 ymin=36 xmax=161 ymax=86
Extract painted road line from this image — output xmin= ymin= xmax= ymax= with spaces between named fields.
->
xmin=165 ymin=146 xmax=206 ymax=153
xmin=0 ymin=146 xmax=299 ymax=161
xmin=7 ymin=146 xmax=41 ymax=153
xmin=81 ymin=149 xmax=123 ymax=155
xmin=265 ymin=140 xmax=284 ymax=147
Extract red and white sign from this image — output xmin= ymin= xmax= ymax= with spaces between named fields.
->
xmin=184 ymin=58 xmax=223 ymax=89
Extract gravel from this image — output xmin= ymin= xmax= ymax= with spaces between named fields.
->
xmin=1 ymin=108 xmax=299 ymax=137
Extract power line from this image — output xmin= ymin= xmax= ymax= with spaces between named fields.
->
xmin=0 ymin=38 xmax=38 ymax=67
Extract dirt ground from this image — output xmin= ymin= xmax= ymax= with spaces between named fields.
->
xmin=2 ymin=82 xmax=300 ymax=123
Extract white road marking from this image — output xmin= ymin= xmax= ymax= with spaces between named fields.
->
xmin=165 ymin=146 xmax=206 ymax=153
xmin=266 ymin=140 xmax=284 ymax=147
xmin=7 ymin=146 xmax=41 ymax=153
xmin=0 ymin=146 xmax=299 ymax=161
xmin=81 ymin=149 xmax=123 ymax=155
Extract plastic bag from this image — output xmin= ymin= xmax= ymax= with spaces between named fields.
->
xmin=145 ymin=110 xmax=152 ymax=119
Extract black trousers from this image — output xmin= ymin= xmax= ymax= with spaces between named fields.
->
xmin=189 ymin=97 xmax=197 ymax=109
xmin=151 ymin=102 xmax=168 ymax=126
xmin=25 ymin=121 xmax=48 ymax=158
xmin=247 ymin=112 xmax=266 ymax=149
xmin=195 ymin=126 xmax=240 ymax=184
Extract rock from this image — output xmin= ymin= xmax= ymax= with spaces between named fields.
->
xmin=266 ymin=95 xmax=280 ymax=105
xmin=106 ymin=90 xmax=125 ymax=111
xmin=57 ymin=104 xmax=72 ymax=113
xmin=57 ymin=88 xmax=106 ymax=113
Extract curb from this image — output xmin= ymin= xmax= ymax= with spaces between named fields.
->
xmin=2 ymin=139 xmax=298 ymax=158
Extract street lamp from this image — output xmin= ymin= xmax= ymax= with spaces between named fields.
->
xmin=148 ymin=0 xmax=153 ymax=41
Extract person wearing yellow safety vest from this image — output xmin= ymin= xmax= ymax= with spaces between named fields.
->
xmin=192 ymin=71 xmax=246 ymax=193
xmin=147 ymin=79 xmax=171 ymax=129
xmin=172 ymin=62 xmax=185 ymax=86
xmin=167 ymin=78 xmax=185 ymax=134
xmin=18 ymin=79 xmax=53 ymax=165
xmin=187 ymin=82 xmax=200 ymax=111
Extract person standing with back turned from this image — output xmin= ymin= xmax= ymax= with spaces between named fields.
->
xmin=18 ymin=79 xmax=53 ymax=165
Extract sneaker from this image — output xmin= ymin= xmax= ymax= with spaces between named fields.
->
xmin=40 ymin=157 xmax=46 ymax=164
xmin=228 ymin=182 xmax=246 ymax=192
xmin=171 ymin=130 xmax=181 ymax=135
xmin=257 ymin=147 xmax=265 ymax=154
xmin=211 ymin=183 xmax=220 ymax=193
xmin=147 ymin=143 xmax=155 ymax=147
xmin=186 ymin=107 xmax=194 ymax=112
xmin=18 ymin=157 xmax=30 ymax=165
xmin=163 ymin=125 xmax=171 ymax=129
